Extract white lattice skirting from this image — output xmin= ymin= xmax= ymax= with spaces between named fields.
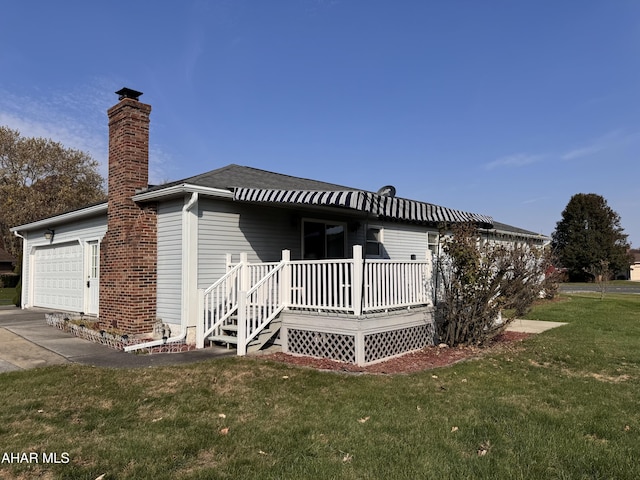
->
xmin=281 ymin=307 xmax=435 ymax=366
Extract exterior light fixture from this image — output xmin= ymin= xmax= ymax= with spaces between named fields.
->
xmin=44 ymin=229 xmax=55 ymax=241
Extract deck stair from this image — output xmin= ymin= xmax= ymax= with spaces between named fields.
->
xmin=206 ymin=315 xmax=282 ymax=353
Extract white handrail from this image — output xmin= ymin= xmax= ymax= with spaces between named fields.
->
xmin=237 ymin=260 xmax=287 ymax=355
xmin=198 ymin=262 xmax=243 ymax=348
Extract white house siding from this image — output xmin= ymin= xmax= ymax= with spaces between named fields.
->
xmin=23 ymin=214 xmax=107 ymax=311
xmin=375 ymin=222 xmax=431 ymax=261
xmin=198 ymin=199 xmax=301 ymax=287
xmin=156 ymin=198 xmax=183 ymax=326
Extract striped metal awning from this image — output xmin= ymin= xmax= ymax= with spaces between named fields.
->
xmin=233 ymin=187 xmax=493 ymax=226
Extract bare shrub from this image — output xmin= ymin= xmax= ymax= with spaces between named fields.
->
xmin=435 ymin=223 xmax=554 ymax=346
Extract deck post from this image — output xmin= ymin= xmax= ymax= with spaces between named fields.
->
xmin=352 ymin=245 xmax=363 ymax=316
xmin=237 ymin=293 xmax=247 ymax=356
xmin=424 ymin=251 xmax=434 ymax=306
xmin=240 ymin=252 xmax=250 ymax=291
xmin=280 ymin=249 xmax=291 ymax=308
xmin=196 ymin=288 xmax=205 ymax=349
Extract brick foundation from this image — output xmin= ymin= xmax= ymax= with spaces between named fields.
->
xmin=99 ymin=93 xmax=157 ymax=334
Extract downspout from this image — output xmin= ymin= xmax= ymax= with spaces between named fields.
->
xmin=13 ymin=230 xmax=27 ymax=309
xmin=124 ymin=192 xmax=199 ymax=352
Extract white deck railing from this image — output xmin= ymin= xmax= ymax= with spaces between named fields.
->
xmin=197 ymin=262 xmax=243 ymax=348
xmin=197 ymin=246 xmax=433 ymax=351
xmin=289 ymin=259 xmax=355 ymax=312
xmin=363 ymin=260 xmax=431 ymax=311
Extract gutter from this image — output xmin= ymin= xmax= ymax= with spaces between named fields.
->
xmin=123 ymin=330 xmax=187 ymax=352
xmin=132 ymin=183 xmax=233 ymax=202
xmin=10 ymin=203 xmax=108 ymax=232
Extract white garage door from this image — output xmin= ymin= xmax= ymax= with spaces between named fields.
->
xmin=33 ymin=242 xmax=83 ymax=311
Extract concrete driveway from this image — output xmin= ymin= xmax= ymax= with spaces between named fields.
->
xmin=0 ymin=306 xmax=233 ymax=372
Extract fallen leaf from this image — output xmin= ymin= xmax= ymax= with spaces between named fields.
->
xmin=342 ymin=452 xmax=353 ymax=463
xmin=218 ymin=413 xmax=226 ymax=419
xmin=461 ymin=378 xmax=468 ymax=383
xmin=358 ymin=416 xmax=370 ymax=423
xmin=258 ymin=450 xmax=268 ymax=455
xmin=431 ymin=375 xmax=438 ymax=379
xmin=451 ymin=426 xmax=459 ymax=433
xmin=94 ymin=475 xmax=106 ymax=480
xmin=477 ymin=440 xmax=491 ymax=456
xmin=416 ymin=405 xmax=422 ymax=411
xmin=624 ymin=425 xmax=631 ymax=432
xmin=37 ymin=409 xmax=44 ymax=413
xmin=219 ymin=427 xmax=229 ymax=435
xmin=282 ymin=375 xmax=289 ymax=379
xmin=151 ymin=417 xmax=163 ymax=422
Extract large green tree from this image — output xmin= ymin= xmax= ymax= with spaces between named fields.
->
xmin=0 ymin=126 xmax=106 ymax=258
xmin=552 ymin=193 xmax=632 ymax=281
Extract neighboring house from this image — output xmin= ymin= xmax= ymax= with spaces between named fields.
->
xmin=630 ymin=249 xmax=640 ymax=281
xmin=11 ymin=88 xmax=549 ymax=365
xmin=0 ymin=247 xmax=16 ymax=275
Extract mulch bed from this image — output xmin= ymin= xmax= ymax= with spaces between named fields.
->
xmin=263 ymin=331 xmax=532 ymax=374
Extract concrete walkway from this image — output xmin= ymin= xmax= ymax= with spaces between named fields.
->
xmin=0 ymin=306 xmax=233 ymax=372
xmin=506 ymin=318 xmax=567 ymax=334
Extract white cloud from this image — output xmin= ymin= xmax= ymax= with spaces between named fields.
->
xmin=0 ymin=83 xmax=172 ymax=185
xmin=561 ymin=144 xmax=603 ymax=160
xmin=484 ymin=153 xmax=544 ymax=170
xmin=486 ymin=128 xmax=640 ymax=171
xmin=561 ymin=129 xmax=640 ymax=161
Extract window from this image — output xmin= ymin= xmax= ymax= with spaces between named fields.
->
xmin=366 ymin=227 xmax=383 ymax=257
xmin=303 ymin=220 xmax=346 ymax=259
xmin=427 ymin=232 xmax=440 ymax=255
xmin=90 ymin=242 xmax=99 ymax=278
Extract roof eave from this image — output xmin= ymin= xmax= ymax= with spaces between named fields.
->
xmin=132 ymin=183 xmax=234 ymax=202
xmin=10 ymin=203 xmax=108 ymax=232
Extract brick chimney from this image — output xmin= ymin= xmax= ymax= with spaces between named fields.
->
xmin=99 ymin=88 xmax=157 ymax=334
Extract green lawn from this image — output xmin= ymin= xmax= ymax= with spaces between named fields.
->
xmin=1 ymin=294 xmax=639 ymax=479
xmin=0 ymin=287 xmax=16 ymax=305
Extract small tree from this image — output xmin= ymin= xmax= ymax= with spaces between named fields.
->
xmin=552 ymin=193 xmax=632 ymax=281
xmin=584 ymin=259 xmax=613 ymax=300
xmin=435 ymin=223 xmax=554 ymax=347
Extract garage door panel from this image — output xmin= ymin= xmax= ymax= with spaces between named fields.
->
xmin=34 ymin=243 xmax=83 ymax=311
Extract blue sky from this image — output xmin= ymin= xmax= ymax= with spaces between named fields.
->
xmin=1 ymin=1 xmax=639 ymax=245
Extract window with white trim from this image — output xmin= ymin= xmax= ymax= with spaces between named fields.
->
xmin=366 ymin=226 xmax=383 ymax=257
xmin=303 ymin=220 xmax=346 ymax=259
xmin=427 ymin=232 xmax=440 ymax=255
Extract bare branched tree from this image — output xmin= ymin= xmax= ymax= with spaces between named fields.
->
xmin=0 ymin=126 xmax=106 ymax=257
xmin=435 ymin=223 xmax=556 ymax=347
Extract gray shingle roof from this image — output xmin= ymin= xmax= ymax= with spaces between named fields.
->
xmin=149 ymin=164 xmax=356 ymax=192
xmin=490 ymin=221 xmax=548 ymax=239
